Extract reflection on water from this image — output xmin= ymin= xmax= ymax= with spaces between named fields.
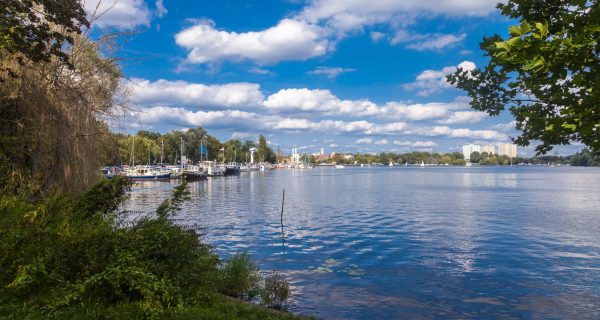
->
xmin=123 ymin=166 xmax=600 ymax=319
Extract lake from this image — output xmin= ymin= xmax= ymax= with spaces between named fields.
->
xmin=124 ymin=166 xmax=600 ymax=319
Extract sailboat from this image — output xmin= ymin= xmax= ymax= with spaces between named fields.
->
xmin=420 ymin=160 xmax=425 ymax=167
xmin=389 ymin=160 xmax=394 ymax=167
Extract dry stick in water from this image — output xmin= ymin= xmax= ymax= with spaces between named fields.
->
xmin=280 ymin=189 xmax=285 ymax=230
xmin=280 ymin=189 xmax=285 ymax=253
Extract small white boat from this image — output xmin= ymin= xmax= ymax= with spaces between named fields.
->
xmin=389 ymin=161 xmax=394 ymax=167
xmin=201 ymin=161 xmax=225 ymax=176
xmin=420 ymin=160 xmax=425 ymax=167
xmin=335 ymin=164 xmax=345 ymax=169
xmin=122 ymin=165 xmax=171 ymax=180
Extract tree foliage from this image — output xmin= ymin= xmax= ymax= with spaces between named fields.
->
xmin=448 ymin=0 xmax=600 ymax=155
xmin=0 ymin=0 xmax=89 ymax=79
xmin=0 ymin=30 xmax=124 ymax=196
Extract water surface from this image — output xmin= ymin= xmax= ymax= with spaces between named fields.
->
xmin=124 ymin=166 xmax=600 ymax=319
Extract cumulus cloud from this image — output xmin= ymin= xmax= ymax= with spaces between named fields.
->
xmin=175 ymin=19 xmax=330 ymax=65
xmin=84 ymin=0 xmax=151 ymax=29
xmin=410 ymin=126 xmax=508 ymax=140
xmin=407 ymin=33 xmax=466 ymax=51
xmin=394 ymin=140 xmax=438 ymax=147
xmin=129 ymin=78 xmax=475 ymax=123
xmin=370 ymin=31 xmax=386 ymax=42
xmin=437 ymin=111 xmax=488 ymax=124
xmin=375 ymin=139 xmax=389 ymax=145
xmin=403 ymin=61 xmax=476 ymax=96
xmin=130 ymin=105 xmax=507 ymax=143
xmin=155 ymin=0 xmax=167 ymax=17
xmin=263 ymin=88 xmax=379 ymax=115
xmin=307 ymin=66 xmax=356 ymax=78
xmin=170 ymin=0 xmax=496 ymax=65
xmin=356 ymin=138 xmax=373 ymax=144
xmin=129 ymin=78 xmax=264 ymax=109
xmin=299 ymin=0 xmax=496 ymax=32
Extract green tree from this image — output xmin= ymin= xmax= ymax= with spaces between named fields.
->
xmin=0 ymin=0 xmax=89 ymax=79
xmin=448 ymin=0 xmax=600 ymax=155
xmin=257 ymin=135 xmax=267 ymax=162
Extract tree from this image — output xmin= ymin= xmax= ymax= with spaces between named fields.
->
xmin=257 ymin=135 xmax=267 ymax=162
xmin=448 ymin=0 xmax=600 ymax=155
xmin=469 ymin=151 xmax=481 ymax=163
xmin=0 ymin=0 xmax=89 ymax=80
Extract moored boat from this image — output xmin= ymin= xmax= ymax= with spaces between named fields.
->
xmin=122 ymin=165 xmax=171 ymax=180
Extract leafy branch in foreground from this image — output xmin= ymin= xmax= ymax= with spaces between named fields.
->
xmin=448 ymin=0 xmax=600 ymax=155
xmin=156 ymin=180 xmax=190 ymax=219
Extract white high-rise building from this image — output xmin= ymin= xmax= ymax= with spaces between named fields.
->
xmin=481 ymin=145 xmax=496 ymax=155
xmin=462 ymin=144 xmax=481 ymax=161
xmin=497 ymin=143 xmax=517 ymax=158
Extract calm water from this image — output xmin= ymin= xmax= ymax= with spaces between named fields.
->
xmin=124 ymin=166 xmax=600 ymax=319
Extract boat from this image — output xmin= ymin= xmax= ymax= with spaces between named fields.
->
xmin=122 ymin=165 xmax=171 ymax=180
xmin=201 ymin=161 xmax=226 ymax=176
xmin=389 ymin=161 xmax=394 ymax=167
xmin=335 ymin=164 xmax=345 ymax=169
xmin=224 ymin=162 xmax=241 ymax=175
xmin=420 ymin=160 xmax=425 ymax=167
xmin=181 ymin=165 xmax=207 ymax=181
xmin=239 ymin=163 xmax=250 ymax=172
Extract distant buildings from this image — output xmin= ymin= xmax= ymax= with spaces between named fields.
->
xmin=462 ymin=144 xmax=481 ymax=161
xmin=480 ymin=145 xmax=495 ymax=154
xmin=497 ymin=143 xmax=518 ymax=158
xmin=462 ymin=143 xmax=517 ymax=160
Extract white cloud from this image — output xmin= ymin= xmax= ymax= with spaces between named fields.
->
xmin=394 ymin=140 xmax=438 ymax=147
xmin=175 ymin=19 xmax=330 ymax=65
xmin=374 ymin=139 xmax=388 ymax=145
xmin=370 ymin=31 xmax=386 ymax=42
xmin=403 ymin=61 xmax=476 ymax=96
xmin=84 ymin=0 xmax=151 ymax=29
xmin=307 ymin=66 xmax=356 ymax=78
xmin=417 ymin=126 xmax=508 ymax=140
xmin=155 ymin=0 xmax=167 ymax=17
xmin=299 ymin=0 xmax=496 ymax=32
xmin=356 ymin=138 xmax=373 ymax=144
xmin=263 ymin=88 xmax=379 ymax=115
xmin=390 ymin=31 xmax=467 ymax=51
xmin=129 ymin=78 xmax=264 ymax=108
xmin=437 ymin=111 xmax=488 ymax=124
xmin=407 ymin=33 xmax=466 ymax=51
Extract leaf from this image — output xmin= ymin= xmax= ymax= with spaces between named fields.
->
xmin=535 ymin=22 xmax=548 ymax=38
xmin=509 ymin=25 xmax=522 ymax=36
xmin=495 ymin=41 xmax=510 ymax=51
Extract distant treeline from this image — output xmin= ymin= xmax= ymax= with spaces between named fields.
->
xmin=112 ymin=129 xmax=277 ymax=166
xmin=316 ymin=149 xmax=600 ymax=167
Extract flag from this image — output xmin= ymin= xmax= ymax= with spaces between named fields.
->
xmin=201 ymin=145 xmax=206 ymax=156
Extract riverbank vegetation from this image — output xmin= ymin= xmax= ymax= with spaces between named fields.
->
xmin=0 ymin=2 xmax=298 ymax=318
xmin=0 ymin=177 xmax=299 ymax=319
xmin=114 ymin=130 xmax=277 ymax=166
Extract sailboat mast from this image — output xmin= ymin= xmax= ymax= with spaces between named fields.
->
xmin=160 ymin=138 xmax=164 ymax=164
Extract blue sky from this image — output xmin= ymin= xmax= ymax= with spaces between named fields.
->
xmin=85 ymin=0 xmax=576 ymax=156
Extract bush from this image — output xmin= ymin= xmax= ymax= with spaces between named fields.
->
xmin=219 ymin=253 xmax=261 ymax=301
xmin=0 ymin=178 xmax=220 ymax=317
xmin=261 ymin=271 xmax=291 ymax=311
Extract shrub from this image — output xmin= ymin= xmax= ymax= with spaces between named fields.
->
xmin=261 ymin=271 xmax=291 ymax=311
xmin=219 ymin=253 xmax=261 ymax=300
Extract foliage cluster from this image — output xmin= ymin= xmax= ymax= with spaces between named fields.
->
xmin=0 ymin=177 xmax=297 ymax=318
xmin=0 ymin=0 xmax=89 ymax=79
xmin=448 ymin=0 xmax=599 ymax=154
xmin=117 ymin=130 xmax=277 ymax=166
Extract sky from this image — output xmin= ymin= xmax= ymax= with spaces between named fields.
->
xmin=84 ymin=0 xmax=578 ymax=156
